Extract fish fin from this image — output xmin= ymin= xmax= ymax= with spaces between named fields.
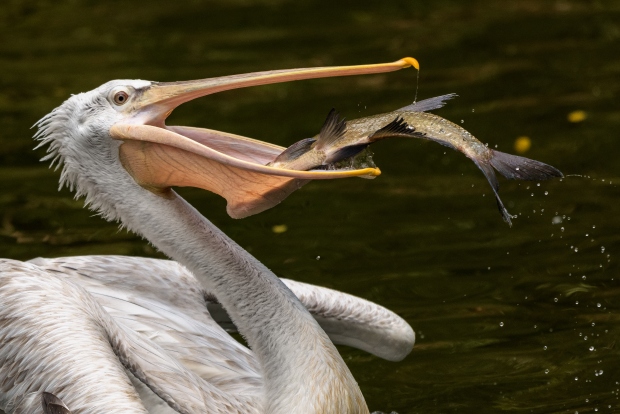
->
xmin=490 ymin=150 xmax=563 ymax=181
xmin=327 ymin=144 xmax=369 ymax=164
xmin=41 ymin=392 xmax=72 ymax=414
xmin=368 ymin=117 xmax=423 ymax=142
xmin=315 ymin=108 xmax=347 ymax=150
xmin=472 ymin=158 xmax=513 ymax=226
xmin=269 ymin=138 xmax=316 ymax=165
xmin=396 ymin=93 xmax=458 ymax=112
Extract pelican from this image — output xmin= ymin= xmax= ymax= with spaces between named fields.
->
xmin=0 ymin=58 xmax=419 ymax=414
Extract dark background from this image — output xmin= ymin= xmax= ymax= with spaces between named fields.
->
xmin=1 ymin=1 xmax=620 ymax=412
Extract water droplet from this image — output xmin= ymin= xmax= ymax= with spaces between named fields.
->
xmin=582 ymin=275 xmax=587 ymax=280
xmin=316 ymin=256 xmax=321 ymax=260
xmin=561 ymin=227 xmax=565 ymax=232
xmin=499 ymin=322 xmax=504 ymax=327
xmin=516 ymin=167 xmax=520 ymax=171
xmin=597 ymin=303 xmax=602 ymax=308
xmin=554 ymin=298 xmax=558 ymax=302
xmin=574 ymin=247 xmax=579 ymax=252
xmin=531 ymin=193 xmax=534 ymax=196
xmin=592 ymin=322 xmax=596 ymax=326
xmin=601 ymin=246 xmax=606 ymax=253
xmin=593 ymin=225 xmax=596 ymax=229
xmin=461 ymin=119 xmax=464 ymax=124
xmin=472 ymin=108 xmax=475 ymax=112
xmin=590 ymin=346 xmax=595 ymax=351
xmin=543 ymin=346 xmax=548 ymax=350
xmin=576 ymin=301 xmax=579 ymax=305
xmin=545 ymin=369 xmax=549 ymax=374
xmin=575 ymin=377 xmax=579 ymax=381
xmin=552 ymin=216 xmax=562 ymax=224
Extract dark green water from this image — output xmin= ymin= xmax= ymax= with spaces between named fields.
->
xmin=2 ymin=1 xmax=620 ymax=412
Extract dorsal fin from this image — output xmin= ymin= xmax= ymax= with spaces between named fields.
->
xmin=269 ymin=138 xmax=316 ymax=165
xmin=396 ymin=93 xmax=458 ymax=112
xmin=368 ymin=117 xmax=423 ymax=142
xmin=315 ymin=108 xmax=347 ymax=150
xmin=41 ymin=392 xmax=72 ymax=414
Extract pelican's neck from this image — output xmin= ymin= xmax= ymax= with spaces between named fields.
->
xmin=118 ymin=188 xmax=368 ymax=414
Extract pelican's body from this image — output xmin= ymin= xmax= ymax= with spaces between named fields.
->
xmin=29 ymin=256 xmax=414 ymax=363
xmin=0 ymin=59 xmax=420 ymax=413
xmin=2 ymin=256 xmax=414 ymax=414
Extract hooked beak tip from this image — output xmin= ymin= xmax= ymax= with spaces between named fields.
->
xmin=401 ymin=57 xmax=420 ymax=71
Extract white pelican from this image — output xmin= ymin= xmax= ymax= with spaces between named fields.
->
xmin=0 ymin=58 xmax=419 ymax=414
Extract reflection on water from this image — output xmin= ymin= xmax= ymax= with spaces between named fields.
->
xmin=1 ymin=0 xmax=620 ymax=412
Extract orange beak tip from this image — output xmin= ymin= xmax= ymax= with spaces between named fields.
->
xmin=401 ymin=57 xmax=420 ymax=71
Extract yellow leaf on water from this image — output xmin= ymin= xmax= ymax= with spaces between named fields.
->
xmin=272 ymin=224 xmax=288 ymax=234
xmin=514 ymin=136 xmax=531 ymax=154
xmin=567 ymin=110 xmax=587 ymax=123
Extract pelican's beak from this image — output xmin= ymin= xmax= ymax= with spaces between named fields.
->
xmin=110 ymin=57 xmax=419 ymax=218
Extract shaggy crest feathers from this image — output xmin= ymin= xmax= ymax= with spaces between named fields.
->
xmin=34 ymin=89 xmax=129 ymax=224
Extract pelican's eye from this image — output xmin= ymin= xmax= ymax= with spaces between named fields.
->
xmin=113 ymin=90 xmax=129 ymax=105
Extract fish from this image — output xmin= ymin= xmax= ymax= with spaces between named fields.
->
xmin=268 ymin=94 xmax=457 ymax=171
xmin=268 ymin=94 xmax=563 ymax=226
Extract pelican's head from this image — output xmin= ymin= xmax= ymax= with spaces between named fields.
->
xmin=35 ymin=58 xmax=418 ymax=220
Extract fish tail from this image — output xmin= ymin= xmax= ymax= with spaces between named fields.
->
xmin=474 ymin=150 xmax=562 ymax=226
xmin=472 ymin=158 xmax=514 ymax=226
xmin=489 ymin=150 xmax=563 ymax=181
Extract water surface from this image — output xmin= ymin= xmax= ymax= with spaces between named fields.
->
xmin=1 ymin=1 xmax=620 ymax=412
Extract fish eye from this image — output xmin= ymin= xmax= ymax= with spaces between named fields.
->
xmin=113 ymin=90 xmax=129 ymax=105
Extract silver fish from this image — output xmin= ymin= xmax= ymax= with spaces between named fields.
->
xmin=269 ymin=94 xmax=563 ymax=226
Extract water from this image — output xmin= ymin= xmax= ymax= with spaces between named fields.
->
xmin=1 ymin=1 xmax=620 ymax=412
